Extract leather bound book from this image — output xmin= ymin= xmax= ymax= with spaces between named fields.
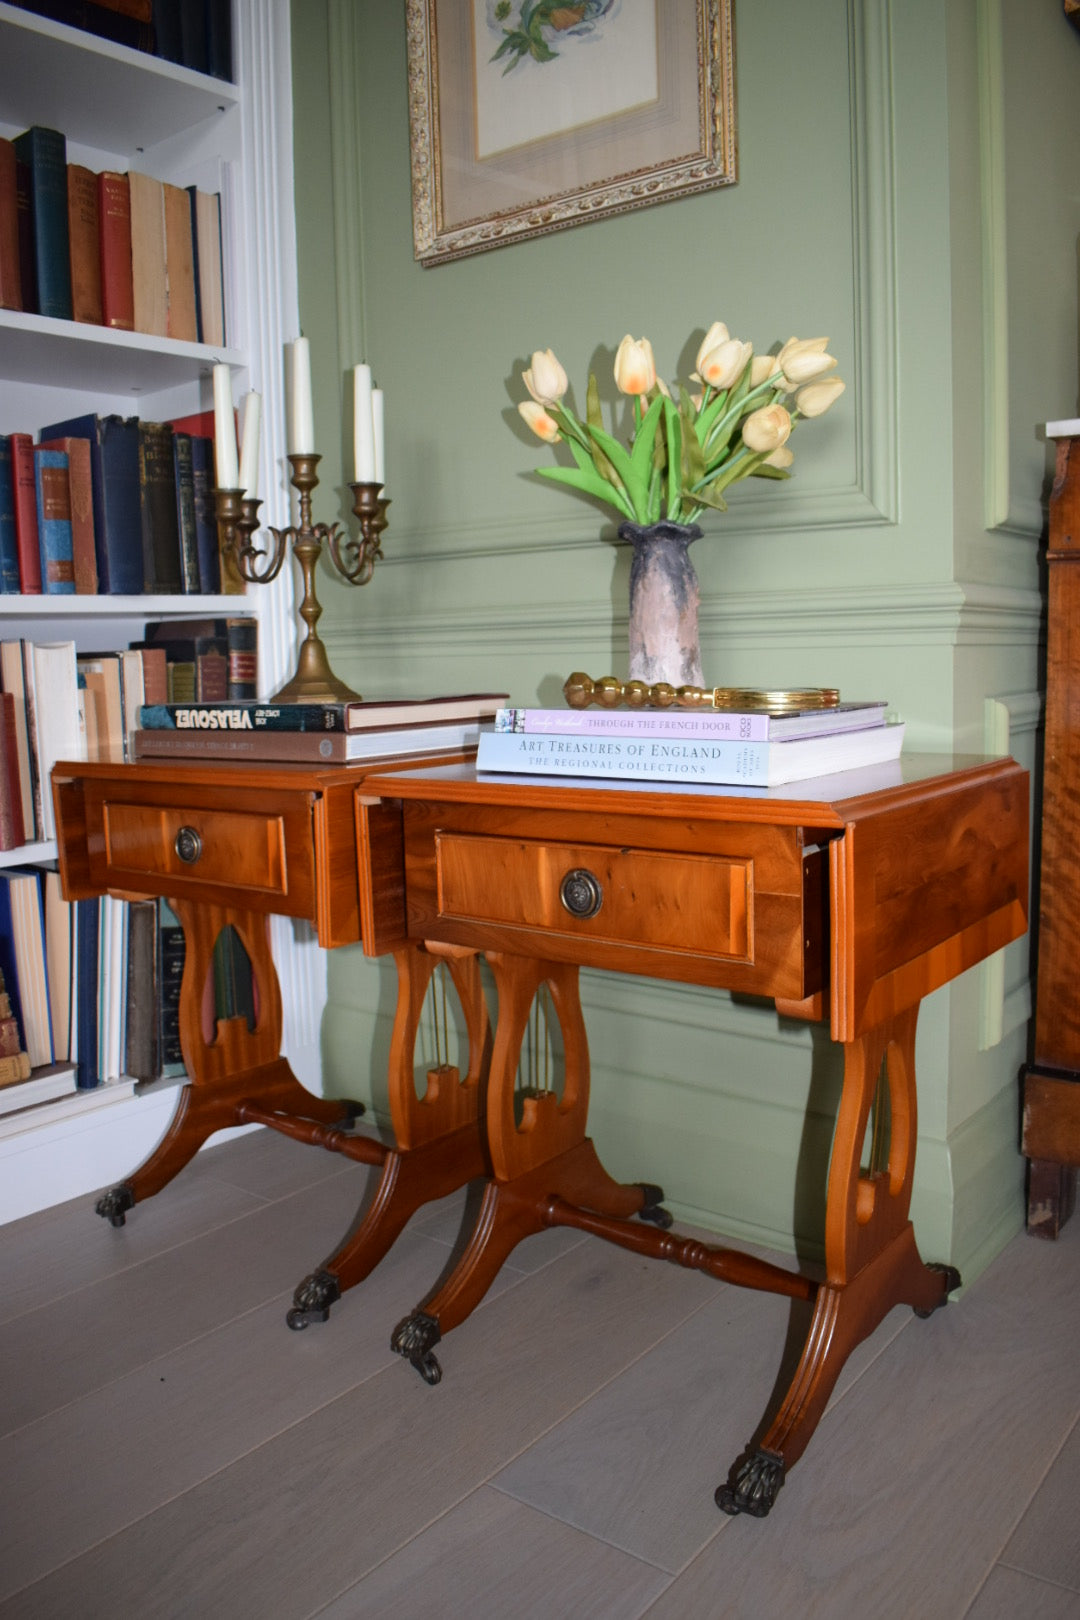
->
xmin=37 ymin=413 xmax=142 ymax=595
xmin=206 ymin=0 xmax=233 ymax=82
xmin=66 ymin=163 xmax=102 ymax=325
xmin=128 ymin=170 xmax=167 ymax=338
xmin=0 ymin=139 xmax=22 ymax=312
xmin=162 ymin=180 xmax=197 ymax=343
xmin=33 ymin=448 xmax=75 ymax=594
xmin=10 ymin=1 xmax=153 ymax=48
xmin=8 ymin=435 xmax=41 ymax=593
xmin=226 ymin=617 xmax=258 ymax=699
xmin=0 ymin=438 xmax=20 ymax=594
xmin=0 ymin=692 xmax=26 ymax=852
xmin=98 ymin=170 xmax=134 ymax=331
xmin=172 ymin=430 xmax=201 ymax=592
xmin=187 ymin=188 xmax=225 ymax=347
xmin=189 ymin=435 xmax=221 ymax=593
xmin=38 ymin=436 xmax=97 ymax=592
xmin=12 ymin=126 xmax=72 ymax=321
xmin=0 ymin=641 xmax=36 ymax=843
xmin=137 ymin=421 xmax=182 ymax=593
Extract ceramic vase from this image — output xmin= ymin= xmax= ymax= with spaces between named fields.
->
xmin=621 ymin=519 xmax=705 ymax=688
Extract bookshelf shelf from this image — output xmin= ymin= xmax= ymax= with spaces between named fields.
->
xmin=0 ymin=1 xmax=313 ymax=1224
xmin=0 ymin=3 xmax=239 ymax=154
xmin=0 ymin=309 xmax=245 ymax=394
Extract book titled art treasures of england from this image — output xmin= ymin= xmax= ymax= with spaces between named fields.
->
xmin=476 ymin=720 xmax=906 ymax=789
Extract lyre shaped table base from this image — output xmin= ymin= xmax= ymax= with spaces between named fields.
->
xmin=391 ymin=951 xmax=673 ymax=1383
xmin=390 ymin=964 xmax=958 ymax=1517
xmin=286 ymin=942 xmax=492 ymax=1327
xmin=95 ymin=898 xmax=354 ymax=1226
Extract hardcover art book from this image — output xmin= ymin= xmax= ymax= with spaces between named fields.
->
xmin=476 ymin=720 xmax=906 ymax=789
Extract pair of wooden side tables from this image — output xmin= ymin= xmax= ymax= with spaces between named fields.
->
xmin=52 ymin=748 xmax=1028 ymax=1517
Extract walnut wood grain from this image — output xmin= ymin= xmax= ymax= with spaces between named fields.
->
xmin=1022 ymin=434 xmax=1080 ymax=1230
xmin=362 ymin=753 xmax=1026 ymax=1512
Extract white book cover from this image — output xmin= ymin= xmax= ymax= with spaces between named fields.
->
xmin=29 ymin=641 xmax=81 ymax=842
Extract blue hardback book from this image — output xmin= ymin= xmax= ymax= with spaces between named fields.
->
xmin=33 ymin=448 xmax=75 ymax=594
xmin=0 ymin=436 xmax=22 ymax=592
xmin=75 ymin=895 xmax=100 ymax=1089
xmin=37 ymin=413 xmax=143 ymax=595
xmin=12 ymin=126 xmax=72 ymax=321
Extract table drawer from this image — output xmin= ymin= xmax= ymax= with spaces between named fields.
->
xmin=401 ymin=805 xmax=826 ymax=999
xmin=102 ymin=801 xmax=290 ymax=895
xmin=437 ymin=833 xmax=751 ymax=961
xmin=66 ymin=780 xmax=322 ymax=919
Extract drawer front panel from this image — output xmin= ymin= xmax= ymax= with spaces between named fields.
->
xmin=436 ymin=833 xmax=751 ymax=961
xmin=101 ymin=801 xmax=292 ymax=899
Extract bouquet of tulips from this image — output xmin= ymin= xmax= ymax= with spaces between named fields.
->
xmin=516 ymin=325 xmax=845 ymax=527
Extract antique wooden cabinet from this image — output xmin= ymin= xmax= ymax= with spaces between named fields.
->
xmin=1022 ymin=427 xmax=1080 ymax=1234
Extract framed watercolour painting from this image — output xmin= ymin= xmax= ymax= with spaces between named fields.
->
xmin=406 ymin=0 xmax=737 ymax=266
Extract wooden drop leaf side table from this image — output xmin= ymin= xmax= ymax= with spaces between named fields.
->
xmin=355 ymin=753 xmax=1028 ymax=1517
xmin=50 ymin=755 xmax=494 ymax=1325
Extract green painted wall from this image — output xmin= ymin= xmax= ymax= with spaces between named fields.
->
xmin=291 ymin=0 xmax=1080 ymax=1279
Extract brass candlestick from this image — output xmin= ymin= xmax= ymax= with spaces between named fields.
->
xmin=215 ymin=452 xmax=390 ymax=703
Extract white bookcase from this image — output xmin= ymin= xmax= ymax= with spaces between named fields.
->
xmin=0 ymin=0 xmax=327 ymax=1222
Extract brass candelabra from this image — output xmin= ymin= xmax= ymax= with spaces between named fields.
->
xmin=215 ymin=452 xmax=389 ymax=702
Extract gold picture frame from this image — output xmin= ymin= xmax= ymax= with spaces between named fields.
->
xmin=406 ymin=0 xmax=737 ymax=267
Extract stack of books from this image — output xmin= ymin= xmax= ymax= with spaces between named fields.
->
xmin=477 ymin=700 xmax=904 ymax=788
xmin=133 ymin=691 xmax=511 ymax=764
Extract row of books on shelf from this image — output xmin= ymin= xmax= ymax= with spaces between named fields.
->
xmin=0 ymin=618 xmax=257 ymax=847
xmin=5 ymin=1 xmax=233 ymax=80
xmin=0 ymin=124 xmax=226 ymax=345
xmin=478 ymin=699 xmax=904 ymax=788
xmin=0 ymin=408 xmax=240 ymax=598
xmin=0 ymin=873 xmax=210 ymax=1121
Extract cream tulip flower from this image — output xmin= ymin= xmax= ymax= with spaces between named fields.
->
xmin=698 ymin=338 xmax=753 ymax=391
xmin=613 ymin=335 xmax=657 ymax=396
xmin=741 ymin=403 xmax=792 ymax=453
xmin=751 ymin=353 xmax=783 ymax=389
xmin=763 ymin=445 xmax=794 ymax=469
xmin=695 ymin=321 xmax=730 ymax=373
xmin=523 ymin=348 xmax=568 ymax=406
xmin=794 ymin=377 xmax=846 ymax=417
xmin=777 ymin=336 xmax=838 ymax=387
xmin=518 ymin=399 xmax=561 ymax=442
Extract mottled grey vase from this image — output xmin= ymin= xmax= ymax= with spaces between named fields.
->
xmin=621 ymin=520 xmax=705 ymax=688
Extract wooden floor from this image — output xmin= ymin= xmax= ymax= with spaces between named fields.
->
xmin=1 ymin=1126 xmax=1078 ymax=1620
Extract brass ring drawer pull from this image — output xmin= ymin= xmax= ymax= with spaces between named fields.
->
xmin=174 ymin=825 xmax=203 ymax=865
xmin=560 ymin=867 xmax=603 ymax=918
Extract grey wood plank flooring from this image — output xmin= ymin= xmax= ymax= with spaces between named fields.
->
xmin=0 ymin=1130 xmax=1076 ymax=1620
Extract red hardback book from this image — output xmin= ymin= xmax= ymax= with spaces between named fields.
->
xmin=98 ymin=170 xmax=135 ymax=332
xmin=38 ymin=436 xmax=98 ymax=593
xmin=67 ymin=163 xmax=103 ymax=325
xmin=0 ymin=138 xmax=21 ymax=312
xmin=8 ymin=435 xmax=41 ymax=594
xmin=0 ymin=691 xmax=26 ymax=851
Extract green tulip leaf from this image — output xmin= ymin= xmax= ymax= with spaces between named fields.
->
xmin=694 ymin=481 xmax=729 ymax=511
xmin=586 ymin=420 xmax=648 ymax=519
xmin=750 ymin=463 xmax=791 ymax=480
xmin=536 ymin=464 xmax=634 ymax=519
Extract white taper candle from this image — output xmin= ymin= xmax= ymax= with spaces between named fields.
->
xmin=212 ymin=363 xmax=238 ymax=489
